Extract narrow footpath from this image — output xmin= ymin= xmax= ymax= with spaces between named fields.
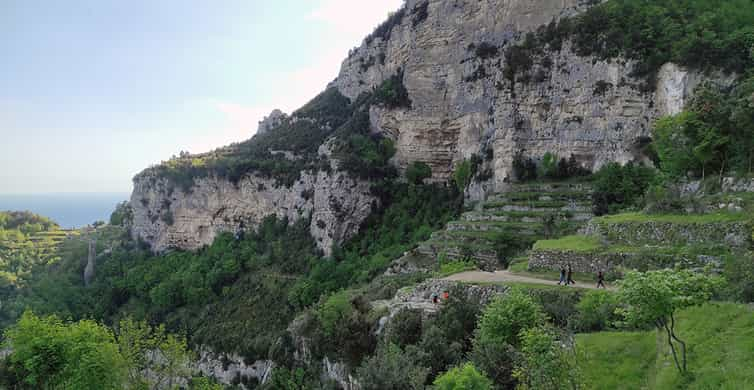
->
xmin=442 ymin=269 xmax=614 ymax=290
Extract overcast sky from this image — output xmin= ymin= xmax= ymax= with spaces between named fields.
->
xmin=0 ymin=0 xmax=403 ymax=194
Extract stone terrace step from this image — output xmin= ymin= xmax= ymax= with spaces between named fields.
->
xmin=487 ymin=191 xmax=592 ymax=203
xmin=462 ymin=210 xmax=593 ymax=223
xmin=505 ymin=182 xmax=593 ymax=193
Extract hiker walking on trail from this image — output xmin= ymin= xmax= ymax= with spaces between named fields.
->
xmin=567 ymin=264 xmax=575 ymax=285
xmin=558 ymin=266 xmax=567 ymax=285
xmin=431 ymin=292 xmax=439 ymax=304
xmin=597 ymin=271 xmax=606 ymax=289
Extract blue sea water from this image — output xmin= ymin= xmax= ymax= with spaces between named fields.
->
xmin=0 ymin=193 xmax=130 ymax=229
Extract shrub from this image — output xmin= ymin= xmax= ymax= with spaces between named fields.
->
xmin=434 ymin=362 xmax=493 ymax=390
xmin=512 ymin=153 xmax=538 ymax=182
xmin=643 ymin=184 xmax=687 ymax=214
xmin=538 ymin=152 xmax=558 ymax=178
xmin=474 ymin=42 xmax=499 ymax=59
xmin=406 ymin=161 xmax=432 ymax=185
xmin=592 ymin=162 xmax=657 ymax=215
xmin=468 ymin=341 xmax=517 ymax=389
xmin=356 ymin=343 xmax=428 ymax=390
xmin=721 ymin=253 xmax=754 ymax=303
xmin=109 ymin=201 xmax=133 ymax=226
xmin=475 ymin=289 xmax=545 ymax=347
xmin=573 ymin=290 xmax=621 ymax=332
xmin=373 ymin=71 xmax=412 ymax=109
xmin=513 ymin=326 xmax=581 ymax=390
xmin=453 ymin=159 xmax=473 ymax=193
xmin=386 ymin=308 xmax=424 ymax=347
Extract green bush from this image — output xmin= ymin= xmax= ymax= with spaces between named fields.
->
xmin=512 ymin=153 xmax=538 ymax=182
xmin=592 ymin=162 xmax=657 ymax=215
xmin=386 ymin=308 xmax=424 ymax=347
xmin=514 ymin=326 xmax=581 ymax=390
xmin=453 ymin=159 xmax=473 ymax=193
xmin=573 ymin=290 xmax=621 ymax=332
xmin=654 ymin=78 xmax=754 ymax=179
xmin=538 ymin=152 xmax=558 ymax=179
xmin=356 ymin=343 xmax=428 ymax=390
xmin=474 ymin=289 xmax=545 ymax=347
xmin=372 ymin=71 xmax=412 ymax=109
xmin=434 ymin=362 xmax=493 ymax=390
xmin=406 ymin=161 xmax=432 ymax=185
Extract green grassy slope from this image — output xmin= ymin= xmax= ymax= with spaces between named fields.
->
xmin=578 ymin=302 xmax=754 ymax=389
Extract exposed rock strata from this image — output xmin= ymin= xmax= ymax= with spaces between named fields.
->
xmin=130 ymin=169 xmax=375 ymax=256
xmin=332 ymin=0 xmax=717 ymax=191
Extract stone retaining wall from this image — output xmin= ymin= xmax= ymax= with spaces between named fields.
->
xmin=528 ymin=249 xmax=724 ymax=277
xmin=581 ymin=220 xmax=751 ymax=248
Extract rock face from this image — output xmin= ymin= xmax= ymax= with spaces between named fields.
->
xmin=130 ymin=168 xmax=375 ymax=256
xmin=130 ymin=0 xmax=723 ymax=255
xmin=331 ymin=0 xmax=713 ymax=191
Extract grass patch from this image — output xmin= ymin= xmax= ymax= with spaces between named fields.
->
xmin=533 ymin=235 xmax=602 ymax=252
xmin=578 ymin=302 xmax=754 ymax=389
xmin=577 ymin=331 xmax=657 ymax=390
xmin=595 ymin=211 xmax=749 ymax=224
xmin=435 ymin=260 xmax=476 ymax=277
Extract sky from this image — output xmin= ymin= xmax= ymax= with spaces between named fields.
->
xmin=0 ymin=0 xmax=403 ymax=194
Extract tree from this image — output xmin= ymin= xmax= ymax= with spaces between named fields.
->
xmin=617 ymin=269 xmax=723 ymax=373
xmin=513 ymin=326 xmax=580 ymax=390
xmin=468 ymin=340 xmax=517 ymax=389
xmin=453 ymin=159 xmax=473 ymax=193
xmin=538 ymin=152 xmax=558 ymax=179
xmin=434 ymin=362 xmax=493 ymax=390
xmin=406 ymin=161 xmax=432 ymax=185
xmin=3 ymin=311 xmax=126 ymax=389
xmin=653 ymin=112 xmax=702 ymax=178
xmin=475 ymin=289 xmax=546 ymax=347
xmin=692 ymin=126 xmax=728 ymax=180
xmin=356 ymin=343 xmax=428 ymax=390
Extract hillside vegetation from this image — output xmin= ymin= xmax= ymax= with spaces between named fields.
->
xmin=3 ymin=0 xmax=754 ymax=388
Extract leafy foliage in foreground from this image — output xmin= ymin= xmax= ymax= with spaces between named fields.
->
xmin=1 ymin=312 xmax=196 ymax=390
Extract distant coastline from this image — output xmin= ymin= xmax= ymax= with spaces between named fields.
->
xmin=0 ymin=193 xmax=130 ymax=229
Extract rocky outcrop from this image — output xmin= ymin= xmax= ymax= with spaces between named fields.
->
xmin=257 ymin=109 xmax=288 ymax=135
xmin=194 ymin=349 xmax=273 ymax=389
xmin=130 ymin=168 xmax=375 ymax=256
xmin=331 ymin=0 xmax=720 ymax=192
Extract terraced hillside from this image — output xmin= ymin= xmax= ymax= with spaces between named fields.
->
xmin=391 ymin=181 xmax=594 ymax=273
xmin=528 ymin=198 xmax=754 ymax=277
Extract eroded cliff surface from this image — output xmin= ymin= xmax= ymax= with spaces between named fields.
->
xmin=333 ymin=0 xmax=707 ymax=192
xmin=131 ymin=168 xmax=374 ymax=256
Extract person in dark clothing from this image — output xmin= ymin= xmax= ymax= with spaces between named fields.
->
xmin=597 ymin=271 xmax=606 ymax=288
xmin=567 ymin=264 xmax=575 ymax=285
xmin=558 ymin=266 xmax=566 ymax=285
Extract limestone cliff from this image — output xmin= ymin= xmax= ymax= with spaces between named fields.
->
xmin=130 ymin=0 xmax=717 ymax=254
xmin=332 ymin=0 xmax=710 ymax=193
xmin=130 ymin=166 xmax=374 ymax=256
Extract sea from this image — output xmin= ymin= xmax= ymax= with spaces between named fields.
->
xmin=0 ymin=193 xmax=131 ymax=229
